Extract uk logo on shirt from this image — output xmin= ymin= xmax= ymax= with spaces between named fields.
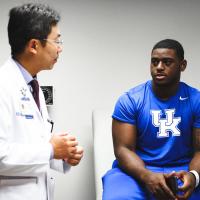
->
xmin=151 ymin=109 xmax=181 ymax=138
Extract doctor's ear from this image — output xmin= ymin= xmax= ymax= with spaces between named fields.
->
xmin=32 ymin=43 xmax=37 ymax=49
xmin=180 ymin=60 xmax=187 ymax=72
xmin=28 ymin=39 xmax=39 ymax=54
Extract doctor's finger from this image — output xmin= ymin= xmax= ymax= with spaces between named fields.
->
xmin=67 ymin=158 xmax=81 ymax=166
xmin=67 ymin=147 xmax=78 ymax=156
xmin=76 ymin=146 xmax=84 ymax=154
xmin=66 ymin=140 xmax=78 ymax=147
xmin=71 ymin=152 xmax=83 ymax=159
xmin=58 ymin=133 xmax=68 ymax=136
xmin=65 ymin=135 xmax=77 ymax=141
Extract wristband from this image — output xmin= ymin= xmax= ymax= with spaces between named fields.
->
xmin=189 ymin=170 xmax=199 ymax=188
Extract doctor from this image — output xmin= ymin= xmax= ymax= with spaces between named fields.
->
xmin=0 ymin=3 xmax=83 ymax=200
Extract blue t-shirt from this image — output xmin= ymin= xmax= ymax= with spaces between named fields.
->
xmin=112 ymin=81 xmax=200 ymax=167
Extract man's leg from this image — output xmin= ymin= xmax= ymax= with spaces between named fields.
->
xmin=102 ymin=167 xmax=150 ymax=200
xmin=190 ymin=185 xmax=200 ymax=200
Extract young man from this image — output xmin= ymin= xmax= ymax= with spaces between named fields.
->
xmin=103 ymin=39 xmax=200 ymax=200
xmin=0 ymin=3 xmax=83 ymax=200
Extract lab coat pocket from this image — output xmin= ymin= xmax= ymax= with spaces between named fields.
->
xmin=47 ymin=176 xmax=55 ymax=200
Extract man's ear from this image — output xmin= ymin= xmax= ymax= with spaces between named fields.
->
xmin=180 ymin=60 xmax=187 ymax=72
xmin=28 ymin=39 xmax=39 ymax=54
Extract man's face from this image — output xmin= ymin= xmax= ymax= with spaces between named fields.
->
xmin=150 ymin=48 xmax=183 ymax=86
xmin=37 ymin=25 xmax=62 ymax=71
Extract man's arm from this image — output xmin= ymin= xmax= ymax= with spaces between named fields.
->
xmin=189 ymin=127 xmax=200 ymax=173
xmin=112 ymin=119 xmax=176 ymax=200
xmin=175 ymin=127 xmax=200 ymax=199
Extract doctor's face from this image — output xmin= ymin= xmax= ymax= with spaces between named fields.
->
xmin=38 ymin=25 xmax=63 ymax=71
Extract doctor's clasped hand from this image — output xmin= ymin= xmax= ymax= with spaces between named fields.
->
xmin=50 ymin=134 xmax=83 ymax=166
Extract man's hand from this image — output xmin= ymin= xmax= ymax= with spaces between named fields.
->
xmin=174 ymin=170 xmax=196 ymax=200
xmin=64 ymin=146 xmax=84 ymax=166
xmin=50 ymin=133 xmax=78 ymax=159
xmin=142 ymin=171 xmax=177 ymax=200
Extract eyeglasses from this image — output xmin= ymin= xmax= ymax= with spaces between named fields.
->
xmin=42 ymin=39 xmax=63 ymax=47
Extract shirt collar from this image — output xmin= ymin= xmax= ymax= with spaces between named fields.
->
xmin=13 ymin=58 xmax=33 ymax=84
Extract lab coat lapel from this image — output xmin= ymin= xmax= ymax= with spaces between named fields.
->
xmin=7 ymin=58 xmax=45 ymax=124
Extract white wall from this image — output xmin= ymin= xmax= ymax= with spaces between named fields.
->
xmin=0 ymin=0 xmax=200 ymax=199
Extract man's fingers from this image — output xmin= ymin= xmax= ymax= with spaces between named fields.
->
xmin=160 ymin=179 xmax=177 ymax=200
xmin=165 ymin=171 xmax=176 ymax=178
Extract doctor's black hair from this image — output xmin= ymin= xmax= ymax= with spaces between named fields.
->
xmin=8 ymin=3 xmax=60 ymax=57
xmin=152 ymin=39 xmax=184 ymax=61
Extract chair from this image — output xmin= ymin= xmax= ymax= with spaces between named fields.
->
xmin=92 ymin=109 xmax=115 ymax=200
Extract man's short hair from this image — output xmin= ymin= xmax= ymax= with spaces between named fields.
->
xmin=152 ymin=39 xmax=184 ymax=60
xmin=8 ymin=3 xmax=60 ymax=57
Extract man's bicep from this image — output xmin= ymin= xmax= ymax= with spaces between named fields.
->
xmin=112 ymin=119 xmax=137 ymax=151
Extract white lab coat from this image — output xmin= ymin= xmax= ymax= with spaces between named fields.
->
xmin=0 ymin=58 xmax=70 ymax=200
